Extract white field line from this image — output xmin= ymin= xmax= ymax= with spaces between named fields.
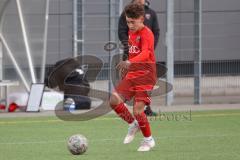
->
xmin=0 ymin=112 xmax=240 ymax=125
xmin=0 ymin=134 xmax=239 ymax=145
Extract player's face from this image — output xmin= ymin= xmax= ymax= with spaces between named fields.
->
xmin=133 ymin=0 xmax=145 ymax=5
xmin=126 ymin=16 xmax=144 ymax=32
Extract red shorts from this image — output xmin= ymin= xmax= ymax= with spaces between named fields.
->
xmin=114 ymin=76 xmax=156 ymax=105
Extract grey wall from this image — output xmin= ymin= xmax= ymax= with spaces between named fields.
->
xmin=87 ymin=0 xmax=240 ymax=62
xmin=47 ymin=0 xmax=73 ymax=64
xmin=1 ymin=0 xmax=240 ymax=67
xmin=0 ymin=0 xmax=73 ymax=66
xmin=201 ymin=0 xmax=240 ymax=60
xmin=172 ymin=0 xmax=240 ymax=61
xmin=81 ymin=0 xmax=120 ymax=62
xmin=126 ymin=0 xmax=240 ymax=62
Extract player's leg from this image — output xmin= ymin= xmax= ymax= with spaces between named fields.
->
xmin=133 ymin=73 xmax=158 ymax=117
xmin=134 ymin=93 xmax=155 ymax=151
xmin=109 ymin=92 xmax=139 ymax=144
xmin=109 ymin=78 xmax=140 ymax=144
xmin=144 ymin=91 xmax=157 ymax=116
xmin=109 ymin=92 xmax=135 ymax=124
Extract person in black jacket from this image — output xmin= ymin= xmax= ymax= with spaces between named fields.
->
xmin=118 ymin=0 xmax=160 ymax=116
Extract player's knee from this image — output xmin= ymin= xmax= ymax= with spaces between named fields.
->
xmin=109 ymin=93 xmax=120 ymax=108
xmin=133 ymin=109 xmax=141 ymax=116
xmin=133 ymin=102 xmax=145 ymax=116
xmin=133 ymin=108 xmax=143 ymax=116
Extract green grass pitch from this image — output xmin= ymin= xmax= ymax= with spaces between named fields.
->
xmin=0 ymin=110 xmax=240 ymax=160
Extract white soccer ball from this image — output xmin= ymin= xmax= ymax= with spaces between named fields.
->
xmin=67 ymin=134 xmax=88 ymax=155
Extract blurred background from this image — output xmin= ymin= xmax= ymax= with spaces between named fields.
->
xmin=0 ymin=0 xmax=240 ymax=110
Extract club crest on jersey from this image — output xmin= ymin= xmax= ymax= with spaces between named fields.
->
xmin=145 ymin=14 xmax=151 ymax=20
xmin=136 ymin=36 xmax=141 ymax=43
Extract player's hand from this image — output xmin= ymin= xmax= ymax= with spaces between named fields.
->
xmin=116 ymin=60 xmax=131 ymax=71
xmin=119 ymin=68 xmax=127 ymax=79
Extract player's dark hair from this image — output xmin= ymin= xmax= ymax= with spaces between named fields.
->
xmin=124 ymin=3 xmax=145 ymax=19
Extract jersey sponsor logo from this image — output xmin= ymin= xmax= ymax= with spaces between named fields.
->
xmin=129 ymin=45 xmax=141 ymax=54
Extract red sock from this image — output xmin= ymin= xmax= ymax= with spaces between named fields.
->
xmin=135 ymin=112 xmax=151 ymax=137
xmin=112 ymin=103 xmax=134 ymax=124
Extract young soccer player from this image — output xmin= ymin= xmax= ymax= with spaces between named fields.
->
xmin=109 ymin=3 xmax=157 ymax=152
xmin=118 ymin=0 xmax=160 ymax=117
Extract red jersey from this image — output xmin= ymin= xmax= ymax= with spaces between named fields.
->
xmin=126 ymin=26 xmax=157 ymax=88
